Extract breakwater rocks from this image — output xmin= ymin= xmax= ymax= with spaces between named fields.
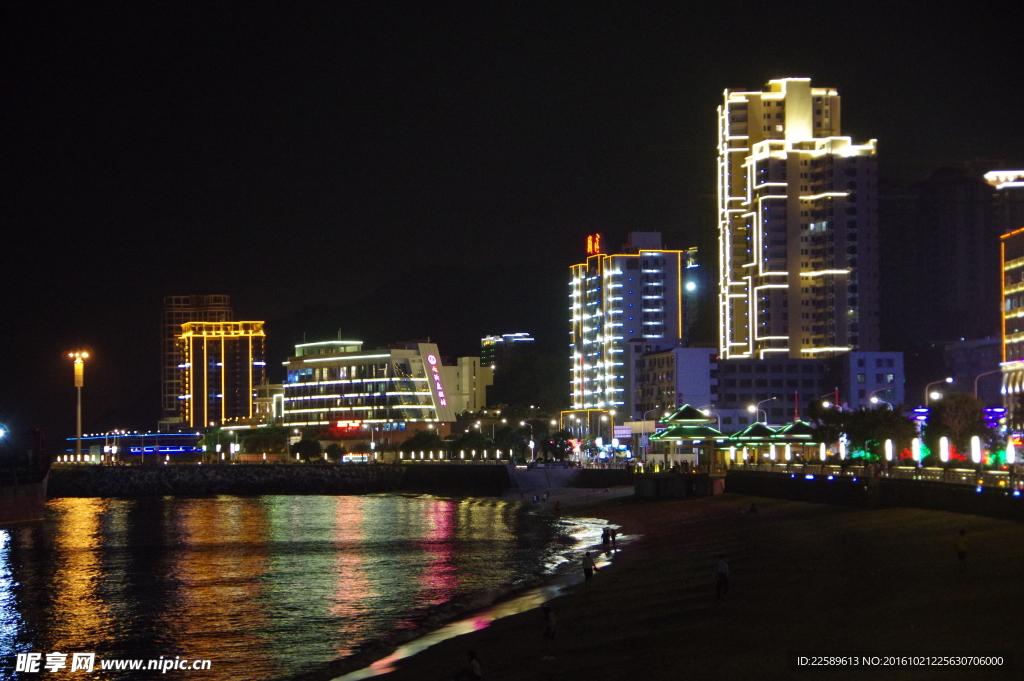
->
xmin=49 ymin=464 xmax=405 ymax=497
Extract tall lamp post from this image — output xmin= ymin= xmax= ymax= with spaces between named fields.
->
xmin=973 ymin=369 xmax=1002 ymax=399
xmin=519 ymin=421 xmax=534 ymax=460
xmin=924 ymin=377 xmax=953 ymax=405
xmin=68 ymin=351 xmax=89 ymax=461
xmin=642 ymin=408 xmax=662 ymax=462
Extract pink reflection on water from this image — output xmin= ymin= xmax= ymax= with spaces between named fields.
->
xmin=329 ymin=497 xmax=374 ymax=656
xmin=415 ymin=499 xmax=459 ymax=607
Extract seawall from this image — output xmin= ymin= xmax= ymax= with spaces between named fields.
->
xmin=49 ymin=464 xmax=404 ymax=497
xmin=48 ymin=463 xmax=635 ymax=498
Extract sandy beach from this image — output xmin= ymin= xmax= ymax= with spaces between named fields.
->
xmin=343 ymin=489 xmax=1024 ymax=681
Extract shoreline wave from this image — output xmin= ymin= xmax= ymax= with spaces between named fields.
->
xmin=287 ymin=506 xmax=629 ymax=681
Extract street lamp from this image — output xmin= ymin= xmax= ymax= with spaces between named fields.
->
xmin=973 ymin=369 xmax=1002 ymax=399
xmin=491 ymin=418 xmax=507 ymax=439
xmin=697 ymin=406 xmax=721 ymax=430
xmin=747 ymin=397 xmax=776 ymax=424
xmin=67 ymin=351 xmax=89 ymax=461
xmin=520 ymin=421 xmax=534 ymax=460
xmin=924 ymin=377 xmax=953 ymax=405
xmin=870 ymin=396 xmax=893 ymax=410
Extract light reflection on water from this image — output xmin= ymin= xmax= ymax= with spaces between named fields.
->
xmin=0 ymin=495 xmax=602 ymax=680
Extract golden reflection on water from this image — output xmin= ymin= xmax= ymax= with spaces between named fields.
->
xmin=169 ymin=497 xmax=275 ymax=676
xmin=48 ymin=498 xmax=114 ymax=650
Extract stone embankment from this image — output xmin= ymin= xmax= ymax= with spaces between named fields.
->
xmin=49 ymin=464 xmax=404 ymax=497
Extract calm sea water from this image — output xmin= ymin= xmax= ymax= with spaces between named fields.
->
xmin=0 ymin=495 xmax=603 ymax=679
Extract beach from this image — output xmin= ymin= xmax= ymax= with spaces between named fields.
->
xmin=346 ymin=489 xmax=1024 ymax=681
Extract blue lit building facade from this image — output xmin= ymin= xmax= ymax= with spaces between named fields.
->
xmin=568 ymin=232 xmax=699 ymax=420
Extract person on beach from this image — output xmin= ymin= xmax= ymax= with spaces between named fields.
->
xmin=714 ymin=554 xmax=730 ymax=599
xmin=542 ymin=491 xmax=548 ymax=502
xmin=553 ymin=500 xmax=561 ymax=514
xmin=542 ymin=605 xmax=556 ymax=641
xmin=601 ymin=527 xmax=611 ymax=553
xmin=452 ymin=650 xmax=483 ymax=680
xmin=583 ymin=551 xmax=596 ymax=582
xmin=957 ymin=529 xmax=967 ymax=573
xmin=610 ymin=527 xmax=618 ymax=551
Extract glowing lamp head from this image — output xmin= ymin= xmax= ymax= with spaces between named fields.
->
xmin=685 ymin=281 xmax=697 ymax=292
xmin=930 ymin=391 xmax=943 ymax=401
xmin=747 ymin=405 xmax=756 ymax=413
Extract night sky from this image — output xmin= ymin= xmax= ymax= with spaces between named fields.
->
xmin=3 ymin=2 xmax=1023 ymax=448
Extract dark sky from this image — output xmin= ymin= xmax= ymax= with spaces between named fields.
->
xmin=3 ymin=2 xmax=1023 ymax=447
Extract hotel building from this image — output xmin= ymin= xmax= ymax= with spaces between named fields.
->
xmin=179 ymin=321 xmax=266 ymax=428
xmin=718 ymin=77 xmax=879 ymax=359
xmin=280 ymin=340 xmax=458 ymax=442
xmin=568 ymin=232 xmax=699 ymax=419
xmin=160 ymin=295 xmax=232 ymax=429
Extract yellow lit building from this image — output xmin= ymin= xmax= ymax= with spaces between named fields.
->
xmin=179 ymin=321 xmax=267 ymax=428
xmin=1001 ymin=227 xmax=1024 ymax=403
xmin=718 ymin=78 xmax=879 ymax=359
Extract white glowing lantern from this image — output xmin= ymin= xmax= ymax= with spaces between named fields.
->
xmin=1007 ymin=439 xmax=1016 ymax=465
xmin=785 ymin=444 xmax=792 ymax=461
xmin=769 ymin=444 xmax=776 ymax=461
xmin=819 ymin=442 xmax=826 ymax=461
xmin=911 ymin=437 xmax=921 ymax=462
xmin=839 ymin=441 xmax=847 ymax=460
xmin=939 ymin=437 xmax=949 ymax=463
xmin=971 ymin=436 xmax=981 ymax=464
xmin=884 ymin=439 xmax=893 ymax=461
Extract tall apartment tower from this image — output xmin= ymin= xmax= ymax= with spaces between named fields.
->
xmin=718 ymin=78 xmax=879 ymax=360
xmin=161 ymin=295 xmax=233 ymax=430
xmin=180 ymin=321 xmax=266 ymax=429
xmin=568 ymin=232 xmax=699 ymax=417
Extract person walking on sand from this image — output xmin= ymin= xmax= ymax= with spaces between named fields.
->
xmin=714 ymin=554 xmax=730 ymax=599
xmin=540 ymin=606 xmax=557 ymax=659
xmin=957 ymin=529 xmax=968 ymax=573
xmin=582 ymin=551 xmax=596 ymax=582
xmin=610 ymin=527 xmax=618 ymax=551
xmin=452 ymin=650 xmax=483 ymax=680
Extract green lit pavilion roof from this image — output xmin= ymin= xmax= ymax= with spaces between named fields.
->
xmin=727 ymin=422 xmax=778 ymax=441
xmin=649 ymin=423 xmax=725 ymax=441
xmin=771 ymin=420 xmax=817 ymax=439
xmin=661 ymin=404 xmax=715 ymax=424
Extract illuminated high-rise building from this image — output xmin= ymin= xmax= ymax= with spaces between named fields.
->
xmin=480 ymin=333 xmax=535 ymax=369
xmin=718 ymin=78 xmax=879 ymax=359
xmin=160 ymin=295 xmax=232 ymax=429
xmin=179 ymin=321 xmax=266 ymax=428
xmin=568 ymin=232 xmax=700 ymax=418
xmin=1001 ymin=225 xmax=1024 ymax=405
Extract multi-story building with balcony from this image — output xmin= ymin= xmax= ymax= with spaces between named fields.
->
xmin=718 ymin=77 xmax=879 ymax=359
